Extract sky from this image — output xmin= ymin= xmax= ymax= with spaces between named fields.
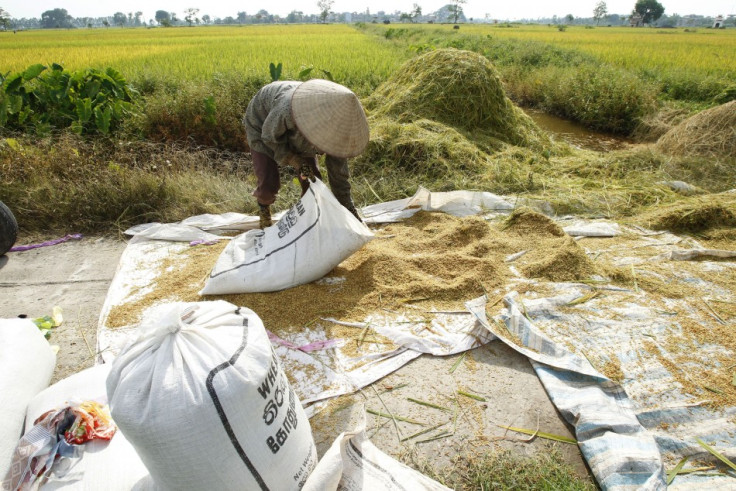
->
xmin=4 ymin=0 xmax=734 ymax=21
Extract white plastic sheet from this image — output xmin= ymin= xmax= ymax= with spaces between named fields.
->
xmin=468 ymin=295 xmax=665 ymax=490
xmin=660 ymin=248 xmax=736 ymax=261
xmin=361 ymin=186 xmax=551 ymax=224
xmin=466 ymin=219 xmax=736 ymax=489
xmin=124 ymin=223 xmax=226 ymax=244
xmin=99 ymin=186 xmax=736 ymax=490
xmin=562 ymin=220 xmax=621 ymax=237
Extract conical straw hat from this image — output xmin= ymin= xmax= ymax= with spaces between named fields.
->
xmin=291 ymin=79 xmax=369 ymax=158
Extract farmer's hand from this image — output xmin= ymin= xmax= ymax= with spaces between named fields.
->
xmin=258 ymin=203 xmax=272 ymax=229
xmin=299 ymin=163 xmax=316 ymax=183
xmin=283 ymin=153 xmax=303 ymax=171
xmin=346 ymin=204 xmax=363 ymax=223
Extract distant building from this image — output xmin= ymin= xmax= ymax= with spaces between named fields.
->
xmin=713 ymin=15 xmax=724 ymax=28
xmin=629 ymin=13 xmax=642 ymax=27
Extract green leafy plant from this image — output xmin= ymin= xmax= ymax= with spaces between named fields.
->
xmin=409 ymin=43 xmax=435 ymax=54
xmin=269 ymin=62 xmax=282 ymax=82
xmin=298 ymin=65 xmax=314 ymax=80
xmin=297 ymin=65 xmax=334 ymax=82
xmin=320 ymin=69 xmax=334 ymax=82
xmin=0 ymin=63 xmax=138 ymax=136
xmin=714 ymin=84 xmax=736 ymax=104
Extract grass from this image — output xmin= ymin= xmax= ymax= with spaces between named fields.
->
xmin=455 ymin=24 xmax=736 ymax=79
xmin=0 ymin=135 xmax=261 ymax=232
xmin=1 ymin=26 xmax=401 ymax=150
xmin=7 ymin=128 xmax=734 ymax=235
xmin=5 ymin=24 xmax=733 ymax=85
xmin=362 ymin=24 xmax=735 ymax=132
xmin=372 ymin=24 xmax=736 ymax=99
xmin=2 ymin=24 xmax=735 ymax=236
xmin=4 ymin=24 xmax=733 ymax=148
xmin=410 ymin=445 xmax=596 ymax=490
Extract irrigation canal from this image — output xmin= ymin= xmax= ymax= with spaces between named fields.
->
xmin=524 ymin=108 xmax=632 ymax=152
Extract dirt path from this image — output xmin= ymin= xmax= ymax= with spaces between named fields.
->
xmin=0 ymin=235 xmax=126 ymax=383
xmin=0 ymin=234 xmax=591 ymax=480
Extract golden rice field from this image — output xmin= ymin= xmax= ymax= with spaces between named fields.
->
xmin=3 ymin=24 xmax=735 ymax=86
xmin=455 ymin=24 xmax=736 ymax=77
xmin=0 ymin=24 xmax=408 ymax=93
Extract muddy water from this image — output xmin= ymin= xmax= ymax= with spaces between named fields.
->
xmin=524 ymin=108 xmax=632 ymax=152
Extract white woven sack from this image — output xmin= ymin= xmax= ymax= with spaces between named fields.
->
xmin=200 ymin=179 xmax=373 ymax=294
xmin=0 ymin=318 xmax=55 ymax=478
xmin=106 ymin=301 xmax=317 ymax=491
xmin=24 ymin=364 xmax=154 ymax=490
xmin=303 ymin=425 xmax=450 ymax=491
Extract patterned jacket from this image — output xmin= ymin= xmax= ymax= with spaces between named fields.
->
xmin=244 ymin=81 xmax=354 ymax=207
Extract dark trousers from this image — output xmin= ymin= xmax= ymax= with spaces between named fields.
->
xmin=251 ymin=150 xmax=322 ymax=206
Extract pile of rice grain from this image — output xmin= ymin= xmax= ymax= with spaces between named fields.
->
xmin=107 ymin=210 xmax=599 ymax=333
xmin=502 ymin=208 xmax=597 ymax=282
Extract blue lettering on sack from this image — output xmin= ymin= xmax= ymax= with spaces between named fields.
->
xmin=276 ymin=201 xmax=306 ymax=238
xmin=266 ymin=386 xmax=298 ymax=454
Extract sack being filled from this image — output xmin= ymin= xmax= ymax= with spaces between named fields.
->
xmin=200 ymin=179 xmax=373 ymax=294
xmin=107 ymin=301 xmax=317 ymax=490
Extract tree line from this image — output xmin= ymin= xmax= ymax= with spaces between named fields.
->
xmin=1 ymin=4 xmax=468 ymax=30
xmin=1 ymin=1 xmax=732 ymax=31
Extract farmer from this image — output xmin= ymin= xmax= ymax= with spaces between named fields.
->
xmin=244 ymin=79 xmax=370 ymax=229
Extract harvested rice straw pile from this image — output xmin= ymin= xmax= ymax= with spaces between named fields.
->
xmin=635 ymin=192 xmax=736 ymax=234
xmin=656 ymin=101 xmax=736 ymax=159
xmin=366 ymin=49 xmax=550 ymax=151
